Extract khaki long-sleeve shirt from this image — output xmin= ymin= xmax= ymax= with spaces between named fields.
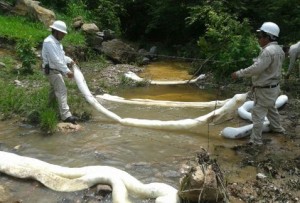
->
xmin=236 ymin=42 xmax=284 ymax=86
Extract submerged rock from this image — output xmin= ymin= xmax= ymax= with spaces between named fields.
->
xmin=57 ymin=122 xmax=82 ymax=133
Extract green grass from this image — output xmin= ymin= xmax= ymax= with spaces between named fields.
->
xmin=0 ymin=81 xmax=25 ymax=115
xmin=0 ymin=14 xmax=86 ymax=46
xmin=0 ymin=15 xmax=47 ymax=43
xmin=0 ymin=57 xmax=91 ymax=133
xmin=0 ymin=13 xmax=92 ymax=133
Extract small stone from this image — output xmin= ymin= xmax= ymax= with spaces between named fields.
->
xmin=96 ymin=184 xmax=112 ymax=196
xmin=256 ymin=173 xmax=267 ymax=179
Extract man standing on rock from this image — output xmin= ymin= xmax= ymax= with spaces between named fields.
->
xmin=42 ymin=20 xmax=78 ymax=124
xmin=231 ymin=22 xmax=286 ymax=145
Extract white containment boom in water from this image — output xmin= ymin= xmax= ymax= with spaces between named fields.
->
xmin=73 ymin=65 xmax=247 ymax=134
xmin=221 ymin=94 xmax=288 ymax=139
xmin=237 ymin=95 xmax=288 ymax=121
xmin=96 ymin=93 xmax=229 ymax=108
xmin=0 ymin=151 xmax=180 ymax=203
xmin=124 ymin=71 xmax=205 ymax=85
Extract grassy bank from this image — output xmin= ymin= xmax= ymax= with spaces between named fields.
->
xmin=0 ymin=15 xmax=86 ymax=46
xmin=0 ymin=53 xmax=94 ymax=133
xmin=0 ymin=14 xmax=92 ymax=133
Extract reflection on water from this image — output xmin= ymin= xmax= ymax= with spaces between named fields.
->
xmin=0 ymin=60 xmax=245 ymax=202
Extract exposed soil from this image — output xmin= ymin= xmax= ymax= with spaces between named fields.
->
xmin=79 ymin=60 xmax=300 ymax=202
xmin=0 ymin=46 xmax=299 ymax=202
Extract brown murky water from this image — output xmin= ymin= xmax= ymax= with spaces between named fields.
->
xmin=116 ymin=60 xmax=226 ymax=102
xmin=0 ymin=60 xmax=284 ymax=202
xmin=139 ymin=61 xmax=192 ymax=80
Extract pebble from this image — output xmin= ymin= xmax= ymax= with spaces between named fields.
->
xmin=256 ymin=173 xmax=267 ymax=179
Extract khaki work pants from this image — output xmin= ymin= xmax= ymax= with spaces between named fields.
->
xmin=250 ymin=86 xmax=285 ymax=144
xmin=47 ymin=70 xmax=72 ymax=120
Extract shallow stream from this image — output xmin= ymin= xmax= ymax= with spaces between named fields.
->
xmin=0 ymin=60 xmax=284 ymax=202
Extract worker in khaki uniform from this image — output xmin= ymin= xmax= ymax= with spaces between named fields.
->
xmin=284 ymin=41 xmax=300 ymax=79
xmin=232 ymin=22 xmax=285 ymax=145
xmin=42 ymin=20 xmax=78 ymax=124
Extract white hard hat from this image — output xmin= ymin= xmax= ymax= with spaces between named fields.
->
xmin=257 ymin=22 xmax=279 ymax=37
xmin=49 ymin=20 xmax=68 ymax=34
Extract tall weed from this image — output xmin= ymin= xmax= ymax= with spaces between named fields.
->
xmin=16 ymin=38 xmax=37 ymax=74
xmin=40 ymin=109 xmax=58 ymax=133
xmin=0 ymin=82 xmax=26 ymax=117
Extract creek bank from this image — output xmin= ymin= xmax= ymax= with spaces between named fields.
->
xmin=216 ymin=80 xmax=300 ymax=202
xmin=0 ymin=46 xmax=299 ymax=202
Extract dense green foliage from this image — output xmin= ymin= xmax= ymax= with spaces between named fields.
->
xmin=234 ymin=0 xmax=300 ymax=43
xmin=0 ymin=0 xmax=299 ymax=132
xmin=4 ymin=0 xmax=298 ymax=78
xmin=187 ymin=1 xmax=260 ymax=82
xmin=19 ymin=0 xmax=298 ymax=46
xmin=39 ymin=0 xmax=124 ymax=36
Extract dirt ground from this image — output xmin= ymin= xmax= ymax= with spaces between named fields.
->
xmin=0 ymin=51 xmax=299 ymax=202
xmin=83 ymin=62 xmax=300 ymax=203
xmin=225 ymin=80 xmax=300 ymax=203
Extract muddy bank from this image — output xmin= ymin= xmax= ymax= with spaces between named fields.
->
xmin=219 ymin=80 xmax=300 ymax=202
xmin=79 ymin=60 xmax=300 ymax=202
xmin=0 ymin=47 xmax=299 ymax=202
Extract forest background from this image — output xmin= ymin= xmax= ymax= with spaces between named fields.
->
xmin=0 ymin=0 xmax=300 ymax=131
xmin=2 ymin=0 xmax=300 ymax=79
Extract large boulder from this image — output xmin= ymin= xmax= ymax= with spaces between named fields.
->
xmin=81 ymin=23 xmax=99 ymax=34
xmin=97 ymin=39 xmax=137 ymax=64
xmin=12 ymin=0 xmax=55 ymax=27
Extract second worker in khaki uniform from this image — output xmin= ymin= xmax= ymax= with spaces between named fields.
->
xmin=232 ymin=22 xmax=286 ymax=146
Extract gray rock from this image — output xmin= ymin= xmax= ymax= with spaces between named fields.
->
xmin=0 ymin=185 xmax=11 ymax=202
xmin=98 ymin=39 xmax=137 ymax=64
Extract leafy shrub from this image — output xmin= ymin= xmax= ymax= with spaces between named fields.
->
xmin=93 ymin=0 xmax=122 ymax=36
xmin=67 ymin=0 xmax=91 ymax=20
xmin=187 ymin=3 xmax=259 ymax=83
xmin=16 ymin=38 xmax=37 ymax=74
